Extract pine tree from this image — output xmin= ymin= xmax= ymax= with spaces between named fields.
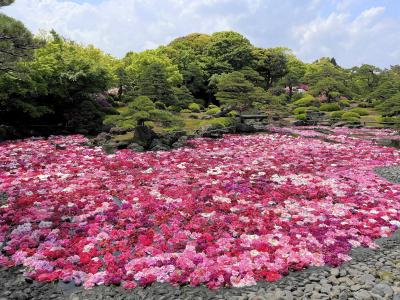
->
xmin=136 ymin=62 xmax=177 ymax=106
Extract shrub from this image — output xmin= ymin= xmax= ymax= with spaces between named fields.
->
xmin=294 ymin=106 xmax=318 ymax=115
xmin=320 ymin=103 xmax=340 ymax=112
xmin=358 ymin=102 xmax=372 ymax=108
xmin=292 ymin=94 xmax=317 ymax=107
xmin=291 ymin=93 xmax=304 ymax=102
xmin=206 ymin=107 xmax=221 ymax=115
xmin=155 ymin=101 xmax=167 ymax=110
xmin=343 ymin=117 xmax=361 ymax=124
xmin=167 ymin=105 xmax=181 ymax=112
xmin=342 ymin=112 xmax=361 ymax=121
xmin=201 ymin=117 xmax=234 ymax=128
xmin=350 ymin=108 xmax=369 ymax=116
xmin=293 ymin=107 xmax=307 ymax=115
xmin=330 ymin=110 xmax=345 ymax=119
xmin=339 ymin=99 xmax=350 ymax=107
xmin=180 ymin=109 xmax=191 ymax=113
xmin=295 ymin=114 xmax=307 ymax=120
xmin=227 ymin=110 xmax=239 ymax=117
xmin=188 ymin=103 xmax=201 ymax=113
xmin=128 ymin=96 xmax=155 ymax=111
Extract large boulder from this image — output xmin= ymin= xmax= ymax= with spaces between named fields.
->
xmin=149 ymin=139 xmax=170 ymax=151
xmin=92 ymin=132 xmax=112 ymax=146
xmin=172 ymin=136 xmax=189 ymax=149
xmin=127 ymin=143 xmax=145 ymax=152
xmin=235 ymin=123 xmax=257 ymax=133
xmin=110 ymin=127 xmax=131 ymax=135
xmin=160 ymin=131 xmax=187 ymax=146
xmin=132 ymin=125 xmax=158 ymax=148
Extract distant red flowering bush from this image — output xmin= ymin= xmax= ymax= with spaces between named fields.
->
xmin=0 ymin=128 xmax=399 ymax=289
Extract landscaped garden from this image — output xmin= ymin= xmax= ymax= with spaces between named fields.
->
xmin=1 ymin=127 xmax=399 ymax=290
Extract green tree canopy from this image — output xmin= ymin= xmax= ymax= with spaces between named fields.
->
xmin=0 ymin=13 xmax=38 ymax=73
xmin=206 ymin=31 xmax=254 ymax=72
xmin=215 ymin=71 xmax=268 ymax=112
xmin=253 ymin=47 xmax=288 ymax=89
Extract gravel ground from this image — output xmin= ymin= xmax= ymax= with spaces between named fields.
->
xmin=1 ymin=229 xmax=400 ymax=300
xmin=375 ymin=166 xmax=400 ymax=184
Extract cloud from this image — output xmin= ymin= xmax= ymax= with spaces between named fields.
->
xmin=3 ymin=0 xmax=400 ymax=67
xmin=293 ymin=6 xmax=400 ymax=67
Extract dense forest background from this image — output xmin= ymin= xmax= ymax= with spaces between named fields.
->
xmin=1 ymin=0 xmax=400 ymax=140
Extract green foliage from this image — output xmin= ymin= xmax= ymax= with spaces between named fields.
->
xmin=253 ymin=47 xmax=288 ymax=88
xmin=349 ymin=107 xmax=369 ymax=116
xmin=173 ymin=85 xmax=195 ymax=108
xmin=167 ymin=105 xmax=181 ymax=112
xmin=0 ymin=33 xmax=115 ymax=136
xmin=155 ymin=101 xmax=167 ymax=110
xmin=227 ymin=110 xmax=239 ymax=117
xmin=339 ymin=99 xmax=350 ymax=107
xmin=358 ymin=102 xmax=372 ymax=108
xmin=292 ymin=94 xmax=317 ymax=107
xmin=206 ymin=107 xmax=221 ymax=115
xmin=377 ymin=92 xmax=400 ymax=117
xmin=106 ymin=96 xmax=184 ymax=130
xmin=0 ymin=13 xmax=38 ymax=73
xmin=2 ymin=23 xmax=400 ymax=139
xmin=207 ymin=31 xmax=253 ymax=71
xmin=215 ymin=71 xmax=269 ymax=112
xmin=293 ymin=106 xmax=318 ymax=114
xmin=330 ymin=110 xmax=345 ymax=119
xmin=310 ymin=78 xmax=348 ymax=102
xmin=0 ymin=0 xmax=15 ymax=6
xmin=342 ymin=112 xmax=361 ymax=120
xmin=320 ymin=103 xmax=340 ymax=112
xmin=201 ymin=117 xmax=234 ymax=128
xmin=295 ymin=113 xmax=307 ymax=120
xmin=188 ymin=102 xmax=201 ymax=112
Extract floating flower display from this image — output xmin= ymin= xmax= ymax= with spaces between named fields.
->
xmin=0 ymin=128 xmax=399 ymax=289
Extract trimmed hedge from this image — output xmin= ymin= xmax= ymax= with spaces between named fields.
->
xmin=206 ymin=107 xmax=222 ymax=115
xmin=320 ymin=103 xmax=340 ymax=112
xmin=350 ymin=108 xmax=369 ymax=116
xmin=188 ymin=103 xmax=201 ymax=113
xmin=342 ymin=112 xmax=361 ymax=120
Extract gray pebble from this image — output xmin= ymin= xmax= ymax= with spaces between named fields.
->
xmin=353 ymin=289 xmax=373 ymax=300
xmin=371 ymin=283 xmax=393 ymax=297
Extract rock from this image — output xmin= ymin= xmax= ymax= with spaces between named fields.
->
xmin=338 ymin=290 xmax=350 ymax=300
xmin=327 ymin=275 xmax=339 ymax=285
xmin=116 ymin=141 xmax=131 ymax=149
xmin=291 ymin=120 xmax=308 ymax=126
xmin=149 ymin=139 xmax=170 ymax=151
xmin=110 ymin=127 xmax=130 ymax=135
xmin=171 ymin=136 xmax=189 ymax=149
xmin=371 ymin=283 xmax=393 ymax=297
xmin=235 ymin=123 xmax=257 ymax=133
xmin=330 ymin=268 xmax=340 ymax=277
xmin=127 ymin=143 xmax=145 ymax=152
xmin=132 ymin=125 xmax=158 ymax=148
xmin=332 ymin=121 xmax=348 ymax=127
xmin=353 ymin=289 xmax=373 ymax=300
xmin=351 ymin=284 xmax=362 ymax=292
xmin=320 ymin=283 xmax=332 ymax=294
xmin=160 ymin=131 xmax=186 ymax=146
xmin=393 ymin=293 xmax=400 ymax=300
xmin=102 ymin=142 xmax=118 ymax=154
xmin=92 ymin=132 xmax=112 ymax=145
xmin=358 ymin=274 xmax=375 ymax=285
